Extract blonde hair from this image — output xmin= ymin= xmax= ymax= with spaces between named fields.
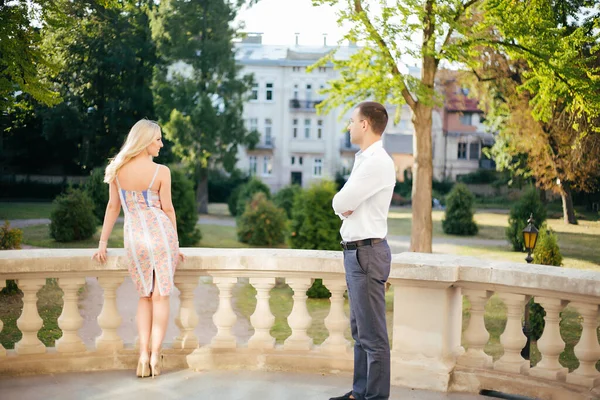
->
xmin=104 ymin=119 xmax=161 ymax=183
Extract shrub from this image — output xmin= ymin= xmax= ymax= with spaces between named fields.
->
xmin=50 ymin=188 xmax=98 ymax=242
xmin=235 ymin=177 xmax=271 ymax=217
xmin=227 ymin=185 xmax=243 ymax=217
xmin=170 ymin=167 xmax=202 ymax=246
xmin=237 ymin=192 xmax=287 ymax=246
xmin=457 ymin=169 xmax=499 ymax=184
xmin=442 ymin=183 xmax=478 ymax=236
xmin=533 ymin=225 xmax=562 ymax=267
xmin=0 ymin=221 xmax=23 ymax=250
xmin=208 ymin=169 xmax=249 ymax=203
xmin=289 ymin=181 xmax=342 ymax=299
xmin=507 ymin=187 xmax=547 ymax=251
xmin=273 ymin=185 xmax=301 ymax=219
xmin=85 ymin=167 xmax=109 ymax=222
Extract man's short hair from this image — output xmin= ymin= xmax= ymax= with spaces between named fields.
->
xmin=357 ymin=102 xmax=388 ymax=135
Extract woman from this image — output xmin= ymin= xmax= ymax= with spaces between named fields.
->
xmin=92 ymin=119 xmax=185 ymax=378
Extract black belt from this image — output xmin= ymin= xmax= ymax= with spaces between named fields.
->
xmin=340 ymin=238 xmax=384 ymax=250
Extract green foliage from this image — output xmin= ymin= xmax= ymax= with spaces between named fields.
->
xmin=170 ymin=167 xmax=202 ymax=246
xmin=273 ymin=185 xmax=301 ymax=219
xmin=237 ymin=192 xmax=287 ymax=246
xmin=152 ymin=0 xmax=258 ymax=184
xmin=227 ymin=185 xmax=243 ymax=217
xmin=235 ymin=178 xmax=271 ymax=218
xmin=85 ymin=167 xmax=109 ymax=222
xmin=507 ymin=187 xmax=547 ymax=251
xmin=39 ymin=0 xmax=157 ymax=172
xmin=289 ymin=181 xmax=340 ymax=250
xmin=208 ymin=169 xmax=249 ymax=203
xmin=442 ymin=184 xmax=478 ymax=236
xmin=533 ymin=225 xmax=563 ymax=267
xmin=50 ymin=188 xmax=98 ymax=242
xmin=306 ymin=279 xmax=331 ymax=299
xmin=0 ymin=179 xmax=80 ymax=200
xmin=457 ymin=170 xmax=500 ymax=184
xmin=0 ymin=221 xmax=23 ymax=250
xmin=528 ymin=299 xmax=546 ymax=342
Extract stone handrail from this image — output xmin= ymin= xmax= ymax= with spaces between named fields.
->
xmin=0 ymin=249 xmax=598 ymax=400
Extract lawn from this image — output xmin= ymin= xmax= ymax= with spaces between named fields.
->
xmin=0 ymin=202 xmax=56 ymax=220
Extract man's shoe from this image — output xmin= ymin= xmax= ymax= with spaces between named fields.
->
xmin=329 ymin=391 xmax=354 ymax=400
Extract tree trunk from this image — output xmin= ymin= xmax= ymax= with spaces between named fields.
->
xmin=560 ymin=180 xmax=577 ymax=224
xmin=196 ymin=168 xmax=209 ymax=214
xmin=410 ymin=102 xmax=434 ymax=253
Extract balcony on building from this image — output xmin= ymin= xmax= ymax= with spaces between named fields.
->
xmin=289 ymin=99 xmax=323 ymax=112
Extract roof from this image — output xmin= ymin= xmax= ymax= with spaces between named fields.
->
xmin=234 ymin=43 xmax=358 ymax=66
xmin=383 ymin=133 xmax=413 ymax=155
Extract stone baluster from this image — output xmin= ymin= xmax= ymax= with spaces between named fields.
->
xmin=284 ymin=278 xmax=313 ymax=351
xmin=15 ymin=278 xmax=46 ymax=355
xmin=95 ymin=276 xmax=124 ymax=352
xmin=56 ymin=277 xmax=86 ymax=353
xmin=321 ymin=279 xmax=350 ymax=354
xmin=0 ymin=281 xmax=5 ymax=357
xmin=247 ymin=277 xmax=276 ymax=349
xmin=173 ymin=275 xmax=200 ymax=349
xmin=211 ymin=277 xmax=238 ymax=349
xmin=566 ymin=302 xmax=600 ymax=387
xmin=457 ymin=289 xmax=493 ymax=368
xmin=494 ymin=293 xmax=529 ymax=374
xmin=529 ymin=297 xmax=568 ymax=380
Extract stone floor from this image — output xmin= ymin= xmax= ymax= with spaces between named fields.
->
xmin=0 ymin=370 xmax=492 ymax=400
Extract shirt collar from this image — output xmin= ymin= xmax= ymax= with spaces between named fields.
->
xmin=355 ymin=140 xmax=383 ymax=159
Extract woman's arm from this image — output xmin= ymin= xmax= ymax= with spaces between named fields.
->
xmin=92 ymin=180 xmax=122 ymax=263
xmin=158 ymin=166 xmax=177 ymax=234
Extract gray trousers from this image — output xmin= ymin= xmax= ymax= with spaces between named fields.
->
xmin=343 ymin=240 xmax=391 ymax=400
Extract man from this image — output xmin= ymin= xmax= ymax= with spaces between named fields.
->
xmin=330 ymin=101 xmax=396 ymax=400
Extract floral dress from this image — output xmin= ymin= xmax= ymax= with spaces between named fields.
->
xmin=116 ymin=165 xmax=179 ymax=296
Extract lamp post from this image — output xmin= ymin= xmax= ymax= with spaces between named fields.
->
xmin=521 ymin=214 xmax=539 ymax=360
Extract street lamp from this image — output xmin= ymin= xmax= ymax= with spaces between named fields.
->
xmin=521 ymin=214 xmax=539 ymax=361
xmin=522 ymin=214 xmax=539 ymax=264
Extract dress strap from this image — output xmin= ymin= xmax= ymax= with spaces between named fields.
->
xmin=148 ymin=165 xmax=161 ymax=190
xmin=115 ymin=175 xmax=122 ymax=189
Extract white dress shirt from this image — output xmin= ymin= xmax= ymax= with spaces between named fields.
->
xmin=332 ymin=140 xmax=396 ymax=242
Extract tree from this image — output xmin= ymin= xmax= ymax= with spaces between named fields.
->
xmin=470 ymin=1 xmax=600 ymax=224
xmin=312 ymin=0 xmax=599 ymax=249
xmin=37 ymin=0 xmax=157 ymax=173
xmin=152 ymin=0 xmax=258 ymax=213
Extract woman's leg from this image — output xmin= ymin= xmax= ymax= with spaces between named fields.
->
xmin=150 ymin=276 xmax=170 ymax=357
xmin=137 ymin=296 xmax=153 ymax=357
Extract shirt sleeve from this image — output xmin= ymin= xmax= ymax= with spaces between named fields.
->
xmin=332 ymin=157 xmax=393 ymax=214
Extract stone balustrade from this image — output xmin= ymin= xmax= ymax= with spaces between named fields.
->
xmin=0 ymin=249 xmax=599 ymax=400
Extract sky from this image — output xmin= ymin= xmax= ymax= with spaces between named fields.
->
xmin=235 ymin=0 xmax=348 ymax=46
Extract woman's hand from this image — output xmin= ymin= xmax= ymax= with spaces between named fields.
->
xmin=92 ymin=241 xmax=108 ymax=264
xmin=178 ymin=252 xmax=186 ymax=263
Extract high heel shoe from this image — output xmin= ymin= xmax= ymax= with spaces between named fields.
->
xmin=150 ymin=352 xmax=161 ymax=378
xmin=136 ymin=353 xmax=150 ymax=378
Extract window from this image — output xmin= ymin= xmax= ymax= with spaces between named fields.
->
xmin=304 ymin=118 xmax=311 ymax=139
xmin=250 ymin=83 xmax=258 ymax=100
xmin=265 ymin=119 xmax=272 ymax=145
xmin=291 ymin=156 xmax=295 ymax=165
xmin=305 ymin=84 xmax=312 ymax=100
xmin=266 ymin=83 xmax=274 ymax=101
xmin=469 ymin=141 xmax=480 ymax=160
xmin=318 ymin=67 xmax=327 ymax=73
xmin=317 ymin=120 xmax=323 ymax=139
xmin=292 ymin=66 xmax=300 ymax=72
xmin=293 ymin=84 xmax=299 ymax=99
xmin=313 ymin=158 xmax=323 ymax=177
xmin=461 ymin=87 xmax=470 ymax=96
xmin=249 ymin=118 xmax=258 ymax=132
xmin=459 ymin=113 xmax=473 ymax=126
xmin=249 ymin=156 xmax=257 ymax=175
xmin=263 ymin=156 xmax=272 ymax=176
xmin=457 ymin=142 xmax=467 ymax=160
xmin=299 ymin=156 xmax=303 ymax=165
xmin=292 ymin=119 xmax=298 ymax=139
